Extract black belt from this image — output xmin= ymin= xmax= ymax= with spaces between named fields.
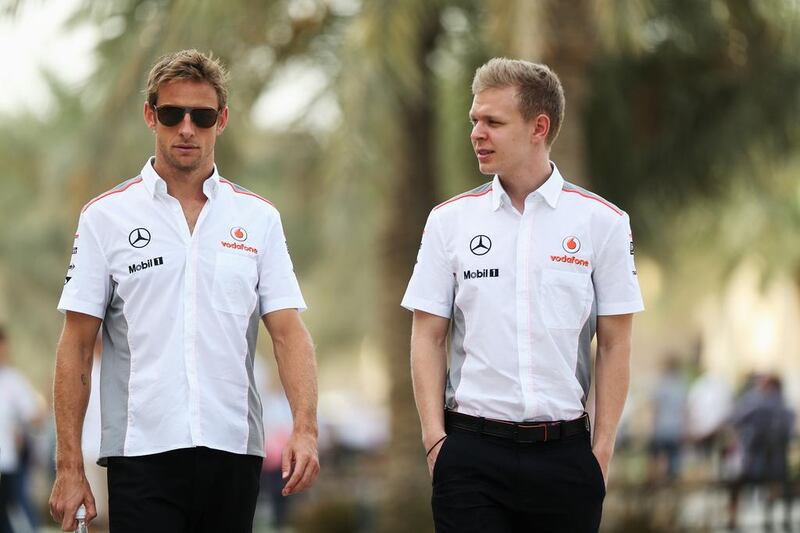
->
xmin=445 ymin=410 xmax=590 ymax=444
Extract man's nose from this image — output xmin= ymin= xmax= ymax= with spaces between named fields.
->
xmin=178 ymin=112 xmax=195 ymax=135
xmin=471 ymin=122 xmax=485 ymax=141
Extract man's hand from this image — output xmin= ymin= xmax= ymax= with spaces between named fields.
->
xmin=425 ymin=434 xmax=447 ymax=478
xmin=263 ymin=309 xmax=319 ymax=496
xmin=593 ymin=313 xmax=633 ymax=488
xmin=281 ymin=429 xmax=320 ymax=496
xmin=411 ymin=311 xmax=450 ymax=479
xmin=49 ymin=467 xmax=96 ymax=531
xmin=51 ymin=312 xmax=101 ymax=530
xmin=592 ymin=445 xmax=612 ymax=486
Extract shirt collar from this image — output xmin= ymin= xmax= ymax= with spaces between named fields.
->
xmin=140 ymin=157 xmax=221 ymax=199
xmin=489 ymin=161 xmax=565 ymax=211
xmin=491 ymin=175 xmax=509 ymax=211
xmin=539 ymin=162 xmax=565 ymax=209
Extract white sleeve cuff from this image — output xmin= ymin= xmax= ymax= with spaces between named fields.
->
xmin=596 ymin=300 xmax=645 ymax=316
xmin=400 ymin=296 xmax=452 ymax=318
xmin=57 ymin=298 xmax=106 ymax=320
xmin=260 ymin=296 xmax=308 ymax=316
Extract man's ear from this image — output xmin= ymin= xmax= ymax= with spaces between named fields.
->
xmin=143 ymin=101 xmax=157 ymax=130
xmin=530 ymin=113 xmax=550 ymax=145
xmin=216 ymin=106 xmax=229 ymax=134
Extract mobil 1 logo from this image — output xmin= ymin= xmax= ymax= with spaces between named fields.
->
xmin=128 ymin=257 xmax=164 ymax=274
xmin=463 ymin=268 xmax=499 ymax=280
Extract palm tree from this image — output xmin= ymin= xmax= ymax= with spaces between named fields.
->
xmin=482 ymin=0 xmax=597 ymax=187
xmin=329 ymin=1 xmax=449 ymax=529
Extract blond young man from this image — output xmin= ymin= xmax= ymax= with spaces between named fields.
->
xmin=403 ymin=58 xmax=644 ymax=532
xmin=49 ymin=50 xmax=319 ymax=533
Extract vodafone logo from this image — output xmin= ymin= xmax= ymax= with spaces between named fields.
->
xmin=221 ymin=241 xmax=258 ymax=254
xmin=231 ymin=227 xmax=248 ymax=242
xmin=562 ymin=236 xmax=581 ymax=254
xmin=550 ymin=255 xmax=590 ymax=268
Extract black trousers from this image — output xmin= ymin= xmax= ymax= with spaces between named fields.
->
xmin=0 ymin=472 xmax=17 ymax=533
xmin=432 ymin=429 xmax=605 ymax=533
xmin=107 ymin=447 xmax=262 ymax=533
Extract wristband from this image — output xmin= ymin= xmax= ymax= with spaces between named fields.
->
xmin=426 ymin=435 xmax=447 ymax=457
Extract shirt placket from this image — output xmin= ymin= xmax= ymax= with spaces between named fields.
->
xmin=516 ymin=200 xmax=536 ymax=420
xmin=166 ymin=195 xmax=212 ymax=445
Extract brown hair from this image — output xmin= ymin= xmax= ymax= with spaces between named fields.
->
xmin=472 ymin=58 xmax=565 ymax=146
xmin=145 ymin=49 xmax=230 ymax=109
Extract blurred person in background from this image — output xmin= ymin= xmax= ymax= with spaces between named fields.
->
xmin=261 ymin=392 xmax=295 ymax=530
xmin=403 ymin=58 xmax=644 ymax=532
xmin=11 ymin=434 xmax=37 ymax=532
xmin=648 ymin=354 xmax=687 ymax=482
xmin=80 ymin=335 xmax=106 ymax=531
xmin=0 ymin=325 xmax=45 ymax=533
xmin=727 ymin=374 xmax=795 ymax=531
xmin=686 ymin=360 xmax=733 ymax=459
xmin=253 ymin=354 xmax=295 ymax=531
xmin=48 ymin=49 xmax=319 ymax=533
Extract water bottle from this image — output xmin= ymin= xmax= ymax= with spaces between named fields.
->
xmin=75 ymin=504 xmax=88 ymax=533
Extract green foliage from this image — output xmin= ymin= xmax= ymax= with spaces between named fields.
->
xmin=586 ymin=0 xmax=800 ymax=253
xmin=2 ymin=0 xmax=800 ymax=529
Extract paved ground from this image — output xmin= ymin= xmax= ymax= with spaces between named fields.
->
xmin=682 ymin=489 xmax=799 ymax=532
xmin=33 ymin=494 xmax=799 ymax=532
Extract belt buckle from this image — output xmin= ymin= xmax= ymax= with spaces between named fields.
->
xmin=518 ymin=422 xmax=548 ymax=443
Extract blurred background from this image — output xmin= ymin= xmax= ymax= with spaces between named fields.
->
xmin=1 ymin=0 xmax=799 ymax=531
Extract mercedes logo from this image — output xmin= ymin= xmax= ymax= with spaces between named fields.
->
xmin=128 ymin=228 xmax=151 ymax=248
xmin=469 ymin=235 xmax=491 ymax=256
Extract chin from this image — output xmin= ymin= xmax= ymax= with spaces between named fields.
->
xmin=171 ymin=155 xmax=203 ymax=171
xmin=477 ymin=163 xmax=495 ymax=176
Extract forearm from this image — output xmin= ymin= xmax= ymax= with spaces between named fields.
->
xmin=53 ymin=336 xmax=94 ymax=470
xmin=592 ymin=340 xmax=630 ymax=453
xmin=273 ymin=327 xmax=318 ymax=435
xmin=410 ymin=329 xmax=448 ymax=449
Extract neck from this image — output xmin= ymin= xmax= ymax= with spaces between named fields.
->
xmin=153 ymin=159 xmax=213 ymax=202
xmin=498 ymin=155 xmax=552 ymax=211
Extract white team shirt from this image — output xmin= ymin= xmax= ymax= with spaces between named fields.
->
xmin=58 ymin=158 xmax=306 ymax=462
xmin=0 ymin=367 xmax=39 ymax=472
xmin=402 ymin=164 xmax=644 ymax=422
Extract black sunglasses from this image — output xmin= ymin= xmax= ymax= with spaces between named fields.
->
xmin=151 ymin=105 xmax=220 ymax=128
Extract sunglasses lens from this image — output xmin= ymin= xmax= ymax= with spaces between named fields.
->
xmin=155 ymin=106 xmax=219 ymax=128
xmin=191 ymin=108 xmax=218 ymax=128
xmin=156 ymin=106 xmax=185 ymax=127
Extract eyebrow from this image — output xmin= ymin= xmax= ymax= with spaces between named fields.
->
xmin=469 ymin=113 xmax=501 ymax=122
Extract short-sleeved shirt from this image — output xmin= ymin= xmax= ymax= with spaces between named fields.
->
xmin=401 ymin=164 xmax=644 ymax=422
xmin=0 ymin=367 xmax=39 ymax=472
xmin=58 ymin=158 xmax=306 ymax=463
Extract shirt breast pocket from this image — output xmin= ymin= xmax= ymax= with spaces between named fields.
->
xmin=212 ymin=252 xmax=258 ymax=316
xmin=539 ymin=269 xmax=592 ymax=329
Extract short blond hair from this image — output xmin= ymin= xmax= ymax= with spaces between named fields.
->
xmin=145 ymin=49 xmax=230 ymax=109
xmin=472 ymin=58 xmax=565 ymax=146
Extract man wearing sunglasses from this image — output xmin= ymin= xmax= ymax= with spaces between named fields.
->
xmin=49 ymin=49 xmax=319 ymax=533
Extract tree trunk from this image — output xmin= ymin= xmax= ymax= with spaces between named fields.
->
xmin=537 ymin=0 xmax=597 ymax=187
xmin=377 ymin=8 xmax=442 ymax=533
xmin=484 ymin=0 xmax=596 ymax=186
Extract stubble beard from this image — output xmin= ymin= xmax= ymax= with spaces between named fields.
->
xmin=158 ymin=138 xmax=204 ymax=174
xmin=166 ymin=152 xmax=202 ymax=173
